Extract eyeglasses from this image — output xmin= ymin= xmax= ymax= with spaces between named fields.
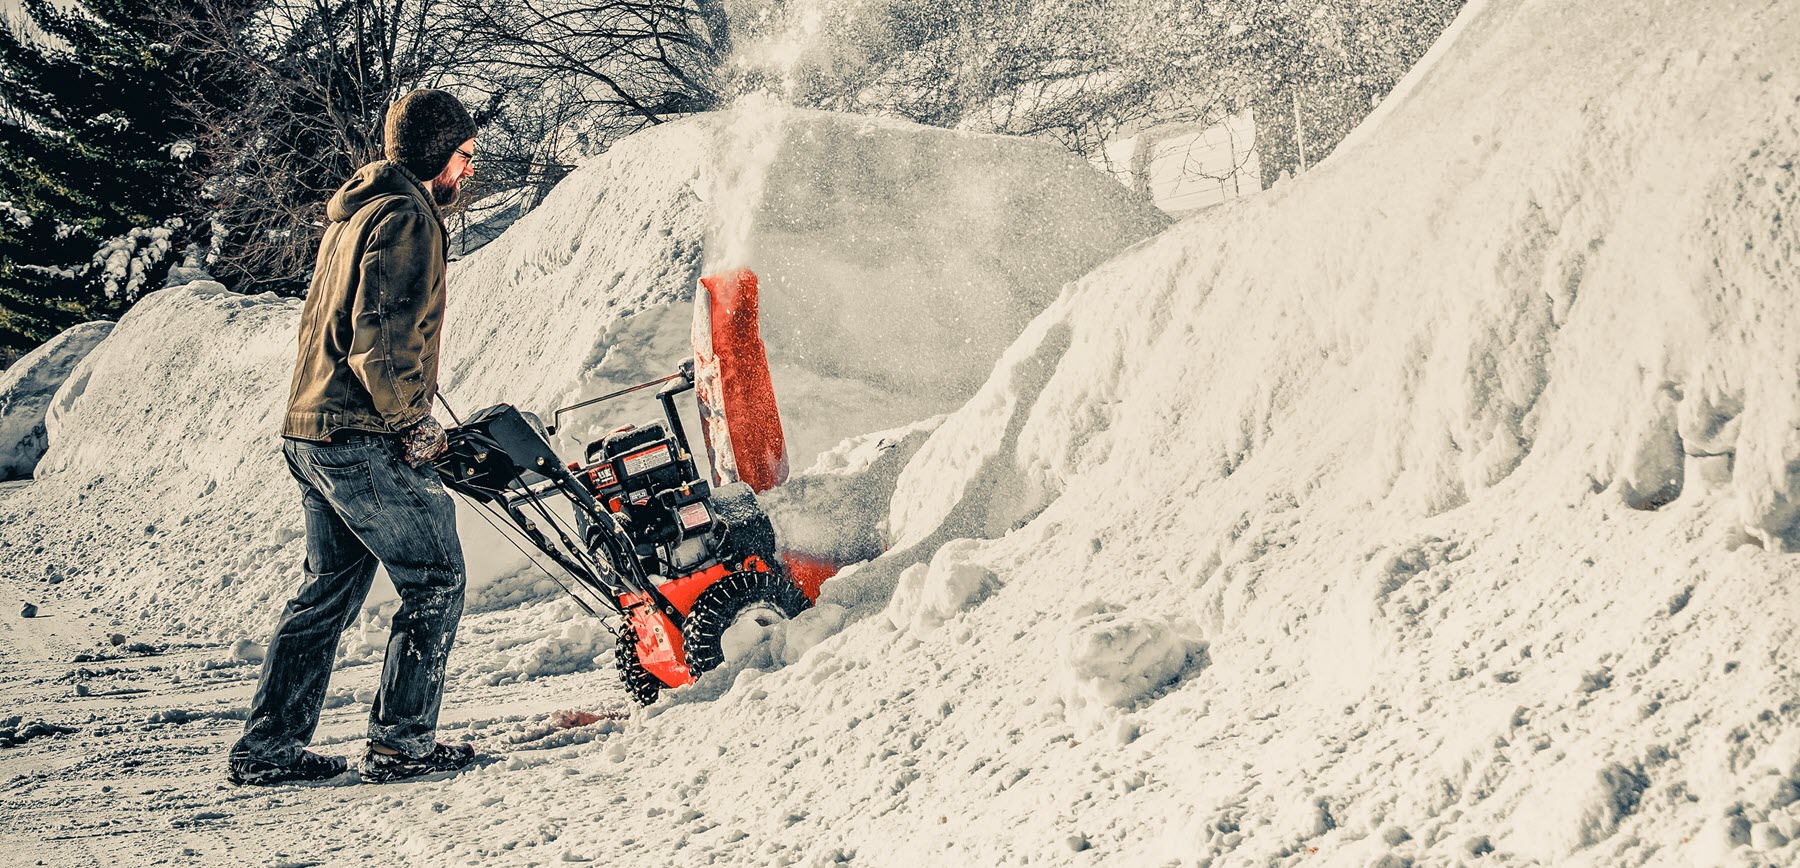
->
xmin=454 ymin=147 xmax=475 ymax=169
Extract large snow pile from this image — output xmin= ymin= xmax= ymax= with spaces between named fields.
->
xmin=0 ymin=321 xmax=113 ymax=480
xmin=1 ymin=105 xmax=1163 ymax=638
xmin=315 ymin=0 xmax=1797 ymax=865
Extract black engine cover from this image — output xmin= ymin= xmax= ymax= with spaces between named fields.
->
xmin=587 ymin=423 xmax=667 ymax=463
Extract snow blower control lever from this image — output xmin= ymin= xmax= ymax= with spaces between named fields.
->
xmin=543 ymin=360 xmax=693 ymax=439
xmin=429 ymin=358 xmax=812 ymax=704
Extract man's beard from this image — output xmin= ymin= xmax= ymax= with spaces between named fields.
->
xmin=431 ymin=180 xmax=460 ymax=208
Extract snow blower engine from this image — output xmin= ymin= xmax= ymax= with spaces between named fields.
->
xmin=429 ymin=357 xmax=812 ymax=704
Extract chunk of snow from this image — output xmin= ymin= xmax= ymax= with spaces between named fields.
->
xmin=883 ymin=538 xmax=1000 ymax=636
xmin=1058 ymin=610 xmax=1193 ymax=713
xmin=229 ymin=638 xmax=266 ymax=663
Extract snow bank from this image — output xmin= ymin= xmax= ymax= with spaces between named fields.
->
xmin=38 ymin=282 xmax=297 ymax=487
xmin=327 ymin=2 xmax=1800 ymax=865
xmin=0 ymin=321 xmax=112 ymax=480
xmin=893 ymin=3 xmax=1800 ymax=552
xmin=2 ymin=106 xmax=1163 ymax=640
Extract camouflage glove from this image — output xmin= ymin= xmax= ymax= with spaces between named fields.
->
xmin=399 ymin=416 xmax=448 ymax=468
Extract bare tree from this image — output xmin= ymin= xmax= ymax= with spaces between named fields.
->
xmin=171 ymin=0 xmax=731 ymax=292
xmin=731 ymin=0 xmax=1461 ymax=180
xmin=444 ymin=0 xmax=730 ymax=177
xmin=723 ymin=0 xmax=1253 ymax=159
xmin=171 ymin=0 xmax=490 ymax=292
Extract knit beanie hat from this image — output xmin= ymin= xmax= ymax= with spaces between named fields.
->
xmin=383 ymin=89 xmax=477 ymax=182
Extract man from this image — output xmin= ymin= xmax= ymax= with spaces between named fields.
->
xmin=228 ymin=89 xmax=480 ymax=785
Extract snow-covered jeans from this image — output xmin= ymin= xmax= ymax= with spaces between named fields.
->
xmin=232 ymin=434 xmax=466 ymax=764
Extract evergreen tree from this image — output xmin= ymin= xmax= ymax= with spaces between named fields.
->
xmin=0 ymin=0 xmax=219 ymax=361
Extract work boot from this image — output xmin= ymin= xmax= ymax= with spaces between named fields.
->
xmin=227 ymin=749 xmax=348 ymax=786
xmin=360 ymin=741 xmax=479 ymax=783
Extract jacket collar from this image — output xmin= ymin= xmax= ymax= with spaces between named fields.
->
xmin=326 ymin=160 xmax=446 ymax=234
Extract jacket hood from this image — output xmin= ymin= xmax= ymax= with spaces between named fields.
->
xmin=326 ymin=160 xmax=440 ymax=223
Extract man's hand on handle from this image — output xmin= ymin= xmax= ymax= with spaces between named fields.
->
xmin=400 ymin=416 xmax=448 ymax=467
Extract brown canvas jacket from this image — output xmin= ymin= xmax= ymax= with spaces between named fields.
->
xmin=283 ymin=161 xmax=448 ymax=441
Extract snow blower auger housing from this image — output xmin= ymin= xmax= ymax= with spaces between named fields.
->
xmin=431 ymin=359 xmax=811 ymax=705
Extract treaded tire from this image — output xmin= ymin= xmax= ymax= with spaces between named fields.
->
xmin=683 ymin=570 xmax=811 ymax=677
xmin=614 ymin=629 xmax=663 ymax=706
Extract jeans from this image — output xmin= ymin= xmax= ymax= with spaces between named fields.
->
xmin=232 ymin=434 xmax=466 ymax=763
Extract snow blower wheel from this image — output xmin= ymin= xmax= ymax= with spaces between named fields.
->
xmin=614 ymin=629 xmax=664 ymax=705
xmin=611 ymin=570 xmax=809 ymax=705
xmin=682 ymin=570 xmax=811 ymax=676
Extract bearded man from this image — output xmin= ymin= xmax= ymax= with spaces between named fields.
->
xmin=228 ymin=89 xmax=481 ymax=785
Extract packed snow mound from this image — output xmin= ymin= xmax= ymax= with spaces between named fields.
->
xmin=320 ymin=3 xmax=1800 ymax=866
xmin=38 ymin=283 xmax=298 ymax=486
xmin=0 ymin=321 xmax=112 ymax=480
xmin=4 ymin=106 xmax=1163 ymax=638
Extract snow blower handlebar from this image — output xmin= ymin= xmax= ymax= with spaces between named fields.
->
xmin=544 ymin=358 xmax=695 ymax=437
xmin=431 ymin=362 xmax=716 ymax=629
xmin=430 ymin=402 xmax=685 ymax=623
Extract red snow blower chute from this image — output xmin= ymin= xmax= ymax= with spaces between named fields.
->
xmin=431 ymin=269 xmax=835 ymax=704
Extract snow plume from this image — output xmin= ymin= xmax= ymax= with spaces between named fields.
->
xmin=704 ymin=0 xmax=891 ymax=271
xmin=722 ymin=0 xmax=868 ymax=100
xmin=696 ymin=92 xmax=788 ymax=272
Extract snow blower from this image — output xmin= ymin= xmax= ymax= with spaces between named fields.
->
xmin=429 ymin=269 xmax=830 ymax=704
